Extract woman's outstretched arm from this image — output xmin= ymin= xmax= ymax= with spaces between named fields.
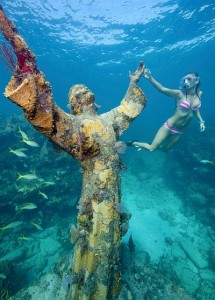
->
xmin=144 ymin=68 xmax=180 ymax=98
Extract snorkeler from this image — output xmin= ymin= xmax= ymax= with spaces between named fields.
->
xmin=132 ymin=68 xmax=206 ymax=152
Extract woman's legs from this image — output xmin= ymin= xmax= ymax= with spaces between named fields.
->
xmin=133 ymin=123 xmax=184 ymax=152
xmin=133 ymin=124 xmax=170 ymax=152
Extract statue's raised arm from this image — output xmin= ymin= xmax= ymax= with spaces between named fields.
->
xmin=0 ymin=5 xmax=77 ymax=157
xmin=103 ymin=62 xmax=147 ymax=137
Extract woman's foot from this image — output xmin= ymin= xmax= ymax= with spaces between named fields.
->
xmin=126 ymin=140 xmax=138 ymax=147
xmin=133 ymin=142 xmax=153 ymax=151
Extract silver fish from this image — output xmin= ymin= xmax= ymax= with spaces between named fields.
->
xmin=32 ymin=222 xmax=43 ymax=230
xmin=0 ymin=221 xmax=23 ymax=231
xmin=0 ymin=273 xmax=7 ymax=279
xmin=42 ymin=181 xmax=55 ymax=186
xmin=18 ymin=127 xmax=29 ymax=140
xmin=16 ymin=203 xmax=37 ymax=211
xmin=38 ymin=191 xmax=48 ymax=199
xmin=22 ymin=139 xmax=39 ymax=147
xmin=200 ymin=159 xmax=214 ymax=165
xmin=17 ymin=173 xmax=38 ymax=181
xmin=9 ymin=148 xmax=27 ymax=158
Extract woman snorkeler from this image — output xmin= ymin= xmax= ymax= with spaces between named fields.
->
xmin=132 ymin=68 xmax=206 ymax=152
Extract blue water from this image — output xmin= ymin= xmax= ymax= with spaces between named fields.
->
xmin=1 ymin=0 xmax=215 ymax=141
xmin=0 ymin=1 xmax=215 ymax=299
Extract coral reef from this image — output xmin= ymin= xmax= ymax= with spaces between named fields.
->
xmin=118 ymin=242 xmax=194 ymax=300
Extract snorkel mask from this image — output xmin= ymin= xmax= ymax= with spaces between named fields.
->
xmin=179 ymin=74 xmax=200 ymax=91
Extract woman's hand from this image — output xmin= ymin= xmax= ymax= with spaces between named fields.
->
xmin=200 ymin=122 xmax=206 ymax=132
xmin=144 ymin=68 xmax=152 ymax=79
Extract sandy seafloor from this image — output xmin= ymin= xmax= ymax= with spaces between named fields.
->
xmin=122 ymin=150 xmax=215 ymax=295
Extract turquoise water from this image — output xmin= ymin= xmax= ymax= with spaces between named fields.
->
xmin=0 ymin=1 xmax=215 ymax=299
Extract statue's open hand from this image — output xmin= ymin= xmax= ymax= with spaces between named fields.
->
xmin=129 ymin=62 xmax=145 ymax=83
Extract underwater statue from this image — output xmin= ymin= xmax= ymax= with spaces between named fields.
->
xmin=0 ymin=5 xmax=146 ymax=299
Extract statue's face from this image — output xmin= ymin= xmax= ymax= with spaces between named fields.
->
xmin=68 ymin=84 xmax=95 ymax=115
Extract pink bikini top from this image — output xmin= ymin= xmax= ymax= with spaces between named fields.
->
xmin=178 ymin=99 xmax=201 ymax=111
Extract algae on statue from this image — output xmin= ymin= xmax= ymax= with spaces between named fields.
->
xmin=0 ymin=5 xmax=147 ymax=299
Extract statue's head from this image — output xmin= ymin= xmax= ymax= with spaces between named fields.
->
xmin=68 ymin=84 xmax=96 ymax=115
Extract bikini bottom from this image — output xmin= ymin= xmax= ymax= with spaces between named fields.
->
xmin=164 ymin=121 xmax=184 ymax=135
